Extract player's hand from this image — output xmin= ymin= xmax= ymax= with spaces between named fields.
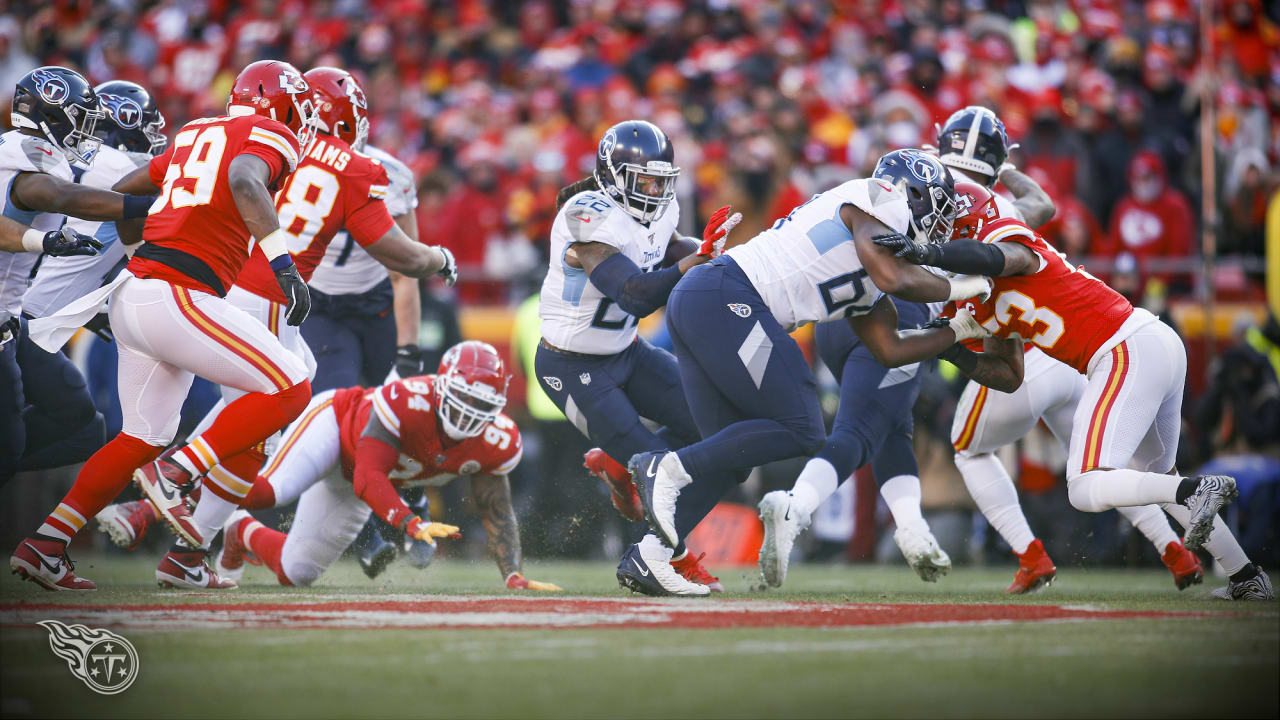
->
xmin=997 ymin=162 xmax=1017 ymax=180
xmin=406 ymin=516 xmax=461 ymax=545
xmin=919 ymin=316 xmax=951 ymax=331
xmin=273 ymin=263 xmax=311 ymax=326
xmin=698 ymin=205 xmax=742 ymax=258
xmin=394 ymin=344 xmax=425 ymax=378
xmin=434 ymin=246 xmax=458 ymax=286
xmin=0 ymin=317 xmax=17 ymax=348
xmin=873 ymin=232 xmax=933 ymax=265
xmin=506 ymin=572 xmax=563 ymax=592
xmin=43 ymin=227 xmax=103 ymax=257
xmin=949 ymin=307 xmax=991 ymax=342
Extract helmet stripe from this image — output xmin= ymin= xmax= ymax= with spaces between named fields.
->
xmin=962 ymin=108 xmax=985 ymax=160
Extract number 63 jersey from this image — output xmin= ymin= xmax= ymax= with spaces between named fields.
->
xmin=334 ymin=374 xmax=523 ymax=488
xmin=539 ymin=189 xmax=680 ymax=355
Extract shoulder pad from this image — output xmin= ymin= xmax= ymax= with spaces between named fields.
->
xmin=562 ymin=191 xmax=614 ymax=244
xmin=10 ymin=134 xmax=67 ymax=175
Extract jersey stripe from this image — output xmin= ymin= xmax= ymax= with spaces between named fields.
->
xmin=248 ymin=128 xmax=299 ymax=170
xmin=982 ymin=224 xmax=1035 ymax=245
xmin=262 ymin=397 xmax=334 ymax=478
xmin=368 ymin=184 xmax=389 ymax=199
xmin=1080 ymin=342 xmax=1130 ymax=473
xmin=371 ymin=389 xmax=401 ymax=437
xmin=172 ymin=287 xmax=292 ymax=391
xmin=953 ymin=385 xmax=989 ymax=451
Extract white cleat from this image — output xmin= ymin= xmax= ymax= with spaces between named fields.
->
xmin=1210 ymin=568 xmax=1274 ymax=600
xmin=893 ymin=525 xmax=952 ymax=582
xmin=758 ymin=491 xmax=810 ymax=588
xmin=1183 ymin=475 xmax=1238 ymax=551
xmin=631 ymin=451 xmax=693 ymax=549
xmin=625 ymin=534 xmax=710 ymax=596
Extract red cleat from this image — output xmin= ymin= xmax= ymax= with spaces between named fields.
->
xmin=134 ymin=458 xmax=203 ymax=548
xmin=672 ymin=550 xmax=724 ymax=593
xmin=1006 ymin=539 xmax=1056 ymax=595
xmin=156 ymin=547 xmax=237 ymax=589
xmin=95 ymin=500 xmax=158 ymax=552
xmin=1161 ymin=540 xmax=1204 ymax=590
xmin=9 ymin=537 xmax=96 ymax=591
xmin=215 ymin=515 xmax=261 ymax=583
xmin=584 ymin=448 xmax=644 ymax=522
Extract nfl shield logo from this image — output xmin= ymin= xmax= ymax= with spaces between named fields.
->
xmin=579 ymin=372 xmax=591 ymax=386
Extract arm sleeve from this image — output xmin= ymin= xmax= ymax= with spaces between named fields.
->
xmin=352 ymin=433 xmax=415 ymax=529
xmin=588 ymin=252 xmax=683 ymax=317
xmin=921 ymin=238 xmax=1007 ymax=276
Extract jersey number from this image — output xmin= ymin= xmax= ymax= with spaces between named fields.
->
xmin=277 ymin=164 xmax=341 ymax=251
xmin=992 ymin=290 xmax=1065 ymax=349
xmin=818 ymin=268 xmax=875 ymax=316
xmin=153 ymin=126 xmax=228 ymax=212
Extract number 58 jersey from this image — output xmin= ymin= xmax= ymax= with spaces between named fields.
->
xmin=725 ymin=178 xmax=912 ymax=332
xmin=334 ymin=374 xmax=523 ymax=487
xmin=539 ymin=190 xmax=680 ymax=355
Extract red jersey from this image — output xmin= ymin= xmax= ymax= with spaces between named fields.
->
xmin=234 ymin=135 xmax=397 ymax=303
xmin=128 ymin=114 xmax=300 ymax=296
xmin=333 ymin=375 xmax=522 ymax=486
xmin=956 ymin=217 xmax=1133 ymax=374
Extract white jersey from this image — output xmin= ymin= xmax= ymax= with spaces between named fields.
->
xmin=539 ymin=190 xmax=681 ymax=355
xmin=0 ymin=130 xmax=75 ymax=324
xmin=725 ymin=178 xmax=912 ymax=331
xmin=950 ymin=167 xmax=1024 ymax=222
xmin=308 ymin=144 xmax=417 ymax=296
xmin=23 ymin=145 xmax=149 ymax=318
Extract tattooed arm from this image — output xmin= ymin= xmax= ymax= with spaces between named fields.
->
xmin=470 ymin=473 xmax=521 ymax=579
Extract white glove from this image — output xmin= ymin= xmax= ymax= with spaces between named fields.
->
xmin=949 ymin=308 xmax=992 ymax=342
xmin=946 ymin=274 xmax=993 ymax=304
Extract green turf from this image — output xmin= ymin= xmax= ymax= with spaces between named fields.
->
xmin=2 ymin=556 xmax=1277 ymax=719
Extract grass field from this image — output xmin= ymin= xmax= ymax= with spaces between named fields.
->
xmin=1 ymin=555 xmax=1277 ymax=719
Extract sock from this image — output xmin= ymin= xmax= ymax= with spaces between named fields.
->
xmin=1230 ymin=564 xmax=1259 ymax=583
xmin=37 ymin=433 xmax=163 ymax=542
xmin=879 ymin=474 xmax=928 ymax=534
xmin=790 ymin=457 xmax=839 ymax=517
xmin=177 ymin=382 xmax=310 ymax=476
xmin=172 ymin=438 xmax=217 ymax=477
xmin=241 ymin=519 xmax=290 ymax=585
xmin=1159 ymin=502 xmax=1251 ymax=575
xmin=956 ymin=452 xmax=1035 ymax=554
xmin=1175 ymin=478 xmax=1199 ymax=505
xmin=1116 ymin=504 xmax=1179 ymax=551
xmin=1068 ymin=469 xmax=1181 ymax=513
xmin=192 ymin=447 xmax=268 ymax=548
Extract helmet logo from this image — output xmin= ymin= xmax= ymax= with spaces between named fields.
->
xmin=98 ymin=93 xmax=142 ymax=129
xmin=599 ymin=129 xmax=616 ymax=160
xmin=902 ymin=150 xmax=939 ymax=183
xmin=278 ymin=71 xmax=307 ymax=94
xmin=32 ymin=69 xmax=70 ymax=104
xmin=344 ymin=79 xmax=368 ymax=109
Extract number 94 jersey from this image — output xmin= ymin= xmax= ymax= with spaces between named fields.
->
xmin=334 ymin=374 xmax=523 ymax=488
xmin=725 ymin=178 xmax=912 ymax=332
xmin=539 ymin=190 xmax=680 ymax=355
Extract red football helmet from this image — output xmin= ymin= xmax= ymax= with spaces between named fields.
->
xmin=304 ymin=67 xmax=369 ymax=151
xmin=227 ymin=60 xmax=317 ymax=150
xmin=436 ymin=341 xmax=510 ymax=440
xmin=951 ymin=181 xmax=1002 ymax=240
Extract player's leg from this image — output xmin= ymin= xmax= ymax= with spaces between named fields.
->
xmin=355 ymin=302 xmax=397 ymax=385
xmin=273 ymin=476 xmax=375 ymax=586
xmin=15 ymin=317 xmax=105 ymax=471
xmin=623 ymin=337 xmax=700 ymax=449
xmin=300 ymin=306 xmax=363 ymax=392
xmin=0 ymin=326 xmax=24 ymax=484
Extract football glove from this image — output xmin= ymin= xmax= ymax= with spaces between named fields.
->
xmin=394 ymin=344 xmax=425 ymax=378
xmin=505 ymin=572 xmax=563 ymax=592
xmin=698 ymin=205 xmax=743 ymax=258
xmin=949 ymin=307 xmax=991 ymax=342
xmin=873 ymin=232 xmax=934 ymax=265
xmin=406 ymin=516 xmax=461 ymax=546
xmin=434 ymin=246 xmax=458 ymax=286
xmin=42 ymin=227 xmax=103 ymax=257
xmin=273 ymin=262 xmax=311 ymax=326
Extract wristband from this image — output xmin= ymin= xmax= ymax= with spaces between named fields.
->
xmin=122 ymin=194 xmax=153 ymax=219
xmin=946 ymin=274 xmax=990 ymax=302
xmin=21 ymin=228 xmax=44 ymax=252
xmin=258 ymin=228 xmax=290 ymax=263
xmin=269 ymin=254 xmax=296 ymax=272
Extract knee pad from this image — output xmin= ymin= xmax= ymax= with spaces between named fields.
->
xmin=1067 ymin=470 xmax=1107 ymax=513
xmin=280 ymin=558 xmax=320 ymax=587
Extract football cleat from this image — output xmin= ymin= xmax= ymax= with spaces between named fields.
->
xmin=95 ymin=500 xmax=158 ymax=552
xmin=1007 ymin=538 xmax=1056 ymax=594
xmin=585 ymin=448 xmax=644 ymax=522
xmin=134 ymin=457 xmax=203 ymax=548
xmin=893 ymin=525 xmax=952 ymax=582
xmin=357 ymin=532 xmax=397 ymax=579
xmin=616 ymin=535 xmax=710 ymax=597
xmin=156 ymin=546 xmax=237 ymax=589
xmin=1210 ymin=568 xmax=1274 ymax=601
xmin=1161 ymin=540 xmax=1203 ymax=591
xmin=629 ymin=451 xmax=691 ymax=549
xmin=672 ymin=550 xmax=724 ymax=593
xmin=214 ymin=512 xmax=257 ymax=583
xmin=9 ymin=537 xmax=96 ymax=591
xmin=758 ymin=490 xmax=811 ymax=588
xmin=1182 ymin=474 xmax=1238 ymax=551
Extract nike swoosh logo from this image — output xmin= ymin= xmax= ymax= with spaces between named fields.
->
xmin=783 ymin=505 xmax=791 ymax=522
xmin=646 ymin=457 xmax=658 ymax=478
xmin=24 ymin=543 xmax=63 ymax=575
xmin=390 ymin=385 xmax=399 ymax=399
xmin=154 ymin=473 xmax=180 ymax=503
xmin=39 ymin=147 xmax=53 ymax=156
xmin=576 ymin=216 xmax=591 ymax=223
xmin=631 ymin=558 xmax=650 ymax=577
xmin=178 ymin=563 xmax=206 ymax=583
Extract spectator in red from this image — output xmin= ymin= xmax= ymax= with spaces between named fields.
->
xmin=1026 ymin=167 xmax=1102 ymax=262
xmin=436 ymin=142 xmax=509 ymax=305
xmin=1216 ymin=0 xmax=1279 ymax=80
xmin=1104 ymin=150 xmax=1194 ymax=291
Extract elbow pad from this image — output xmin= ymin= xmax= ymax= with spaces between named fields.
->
xmin=929 ymin=239 xmax=1006 ymax=276
xmin=588 ymin=252 xmax=683 ymax=317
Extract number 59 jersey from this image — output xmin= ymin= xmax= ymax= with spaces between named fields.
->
xmin=724 ymin=178 xmax=912 ymax=331
xmin=539 ymin=190 xmax=680 ymax=355
xmin=334 ymin=374 xmax=523 ymax=487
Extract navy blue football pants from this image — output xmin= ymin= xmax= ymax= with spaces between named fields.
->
xmin=813 ymin=298 xmax=928 ymax=485
xmin=302 ymin=279 xmax=397 ymax=392
xmin=665 ymin=257 xmax=827 ymax=539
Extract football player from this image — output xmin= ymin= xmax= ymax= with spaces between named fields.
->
xmin=12 ymin=60 xmax=316 ymax=591
xmin=877 ymin=185 xmax=1273 ymax=601
xmin=630 ymin=149 xmax=994 ymax=593
xmin=534 ymin=120 xmax=730 ymax=596
xmin=123 ymin=65 xmax=455 ymax=588
xmin=1 ymin=66 xmax=160 ymax=490
xmin=211 ymin=341 xmax=558 ymax=591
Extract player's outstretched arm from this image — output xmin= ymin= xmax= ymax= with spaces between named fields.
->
xmin=848 ymin=296 xmax=990 ymax=368
xmin=365 ymin=226 xmax=456 ymax=285
xmin=11 ymin=171 xmax=152 ymax=222
xmin=472 ymin=473 xmax=562 ymax=592
xmin=940 ymin=335 xmax=1025 ymax=393
xmin=0 ymin=215 xmax=101 ymax=256
xmin=998 ymin=165 xmax=1056 ymax=229
xmin=353 ymin=413 xmax=461 ymax=544
xmin=846 ymin=205 xmax=988 ymax=303
xmin=112 ymin=165 xmax=161 ymax=195
xmin=874 ymin=234 xmax=1039 ymax=278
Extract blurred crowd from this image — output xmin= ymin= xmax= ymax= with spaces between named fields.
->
xmin=7 ymin=0 xmax=1277 ymax=303
xmin=2 ymin=0 xmax=1277 ymax=569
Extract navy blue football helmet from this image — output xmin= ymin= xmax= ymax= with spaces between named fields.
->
xmin=94 ymin=80 xmax=167 ymax=155
xmin=593 ymin=120 xmax=679 ymax=223
xmin=936 ymin=106 xmax=1010 ymax=186
xmin=10 ymin=66 xmax=103 ymax=164
xmin=873 ymin=149 xmax=958 ymax=244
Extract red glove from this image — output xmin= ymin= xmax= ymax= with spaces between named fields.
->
xmin=698 ymin=205 xmax=743 ymax=258
xmin=505 ymin=571 xmax=562 ymax=592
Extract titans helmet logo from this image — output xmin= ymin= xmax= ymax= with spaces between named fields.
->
xmin=98 ymin=93 xmax=142 ymax=129
xmin=598 ymin=129 xmax=617 ymax=160
xmin=32 ymin=69 xmax=70 ymax=104
xmin=902 ymin=150 xmax=940 ymax=183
